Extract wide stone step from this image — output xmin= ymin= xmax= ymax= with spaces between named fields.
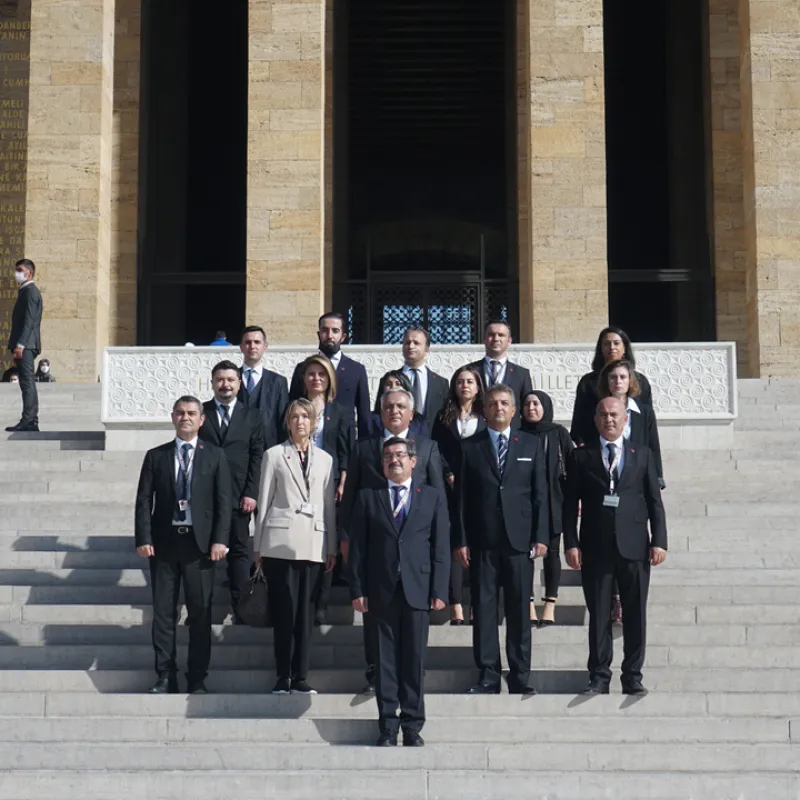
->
xmin=0 ymin=770 xmax=796 ymax=800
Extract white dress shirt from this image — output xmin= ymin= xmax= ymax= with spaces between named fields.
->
xmin=402 ymin=363 xmax=428 ymax=408
xmin=173 ymin=436 xmax=198 ymax=525
xmin=216 ymin=398 xmax=237 ymax=428
xmin=456 ymin=415 xmax=479 ymax=439
xmin=323 ymin=351 xmax=343 ymax=370
xmin=600 ymin=434 xmax=625 ymax=477
xmin=623 ymin=397 xmax=640 ymax=440
xmin=387 ymin=477 xmax=413 ymax=516
xmin=487 ymin=426 xmax=512 ymax=459
xmin=483 ymin=355 xmax=508 ymax=386
xmin=242 ymin=364 xmax=263 ymax=391
xmin=383 ymin=428 xmax=409 ymax=440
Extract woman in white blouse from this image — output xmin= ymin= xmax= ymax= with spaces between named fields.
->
xmin=255 ymin=398 xmax=337 ymax=695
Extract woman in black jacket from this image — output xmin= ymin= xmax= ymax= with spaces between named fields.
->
xmin=570 ymin=326 xmax=653 ymax=447
xmin=521 ymin=390 xmax=574 ymax=627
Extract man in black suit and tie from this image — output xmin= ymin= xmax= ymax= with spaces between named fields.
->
xmin=290 ymin=312 xmax=371 ymax=439
xmin=564 ymin=396 xmax=667 ymax=696
xmin=466 ymin=319 xmax=532 ymax=424
xmin=135 ymin=396 xmax=232 ymax=694
xmin=200 ymin=360 xmax=264 ymax=623
xmin=401 ymin=326 xmax=449 ymax=432
xmin=348 ymin=437 xmax=450 ymax=746
xmin=340 ymin=387 xmax=446 ymax=693
xmin=455 ymin=384 xmax=549 ymax=694
xmin=237 ymin=325 xmax=289 ymax=450
xmin=6 ymin=258 xmax=43 ymax=432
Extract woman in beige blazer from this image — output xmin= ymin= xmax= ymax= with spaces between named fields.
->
xmin=255 ymin=398 xmax=337 ymax=695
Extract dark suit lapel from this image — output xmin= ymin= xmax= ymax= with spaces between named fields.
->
xmin=226 ymin=402 xmax=245 ymax=440
xmin=616 ymin=443 xmax=638 ymax=492
xmin=402 ymin=482 xmax=422 ymax=531
xmin=479 ymin=432 xmax=501 ymax=481
xmin=505 ymin=362 xmax=519 ymax=392
xmin=378 ymin=486 xmax=396 ymax=529
xmin=189 ymin=440 xmax=205 ymax=493
xmin=502 ymin=432 xmax=521 ymax=484
xmin=164 ymin=443 xmax=178 ymax=494
xmin=587 ymin=446 xmax=609 ymax=489
xmin=205 ymin=403 xmax=222 ymax=443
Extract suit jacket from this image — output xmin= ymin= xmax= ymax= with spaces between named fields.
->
xmin=629 ymin=403 xmax=664 ymax=487
xmin=563 ymin=442 xmax=667 ymax=562
xmin=456 ymin=428 xmax=549 ymax=553
xmin=348 ymin=483 xmax=450 ymax=613
xmin=135 ymin=439 xmax=232 ymax=556
xmin=8 ymin=282 xmax=42 ymax=353
xmin=318 ymin=401 xmax=350 ymax=482
xmin=339 ymin=433 xmax=446 ymax=541
xmin=237 ymin=367 xmax=289 ymax=451
xmin=255 ymin=442 xmax=337 ymax=563
xmin=367 ymin=412 xmax=429 ymax=440
xmin=199 ymin=400 xmax=264 ymax=508
xmin=419 ymin=368 xmax=449 ymax=431
xmin=430 ymin=413 xmax=487 ymax=478
xmin=466 ymin=358 xmax=532 ymax=424
xmin=290 ymin=354 xmax=371 ymax=439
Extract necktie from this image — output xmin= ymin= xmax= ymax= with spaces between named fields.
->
xmin=411 ymin=369 xmax=423 ymax=414
xmin=392 ymin=485 xmax=407 ymax=529
xmin=490 ymin=360 xmax=500 ymax=386
xmin=607 ymin=442 xmax=620 ymax=486
xmin=246 ymin=369 xmax=255 ymax=394
xmin=497 ymin=433 xmax=508 ymax=476
xmin=219 ymin=403 xmax=230 ymax=434
xmin=176 ymin=442 xmax=193 ymax=521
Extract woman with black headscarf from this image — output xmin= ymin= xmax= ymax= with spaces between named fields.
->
xmin=521 ymin=390 xmax=574 ymax=627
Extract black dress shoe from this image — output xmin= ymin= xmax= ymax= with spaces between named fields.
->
xmin=361 ymin=680 xmax=376 ymax=695
xmin=5 ymin=422 xmax=39 ymax=432
xmin=622 ymin=680 xmax=648 ymax=696
xmin=376 ymin=732 xmax=398 ymax=747
xmin=467 ymin=681 xmax=501 ymax=695
xmin=402 ymin=731 xmax=425 ymax=747
xmin=449 ymin=619 xmax=465 ymax=626
xmin=148 ymin=676 xmax=178 ymax=694
xmin=582 ymin=679 xmax=610 ymax=695
xmin=187 ymin=681 xmax=209 ymax=694
xmin=271 ymin=677 xmax=291 ymax=694
xmin=290 ymin=678 xmax=318 ymax=695
xmin=508 ymin=683 xmax=537 ymax=696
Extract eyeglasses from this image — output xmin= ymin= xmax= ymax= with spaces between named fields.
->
xmin=382 ymin=452 xmax=410 ymax=461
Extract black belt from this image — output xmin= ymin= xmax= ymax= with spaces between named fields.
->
xmin=172 ymin=525 xmax=193 ymax=535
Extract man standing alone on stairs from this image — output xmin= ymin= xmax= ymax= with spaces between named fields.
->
xmin=6 ymin=259 xmax=42 ymax=433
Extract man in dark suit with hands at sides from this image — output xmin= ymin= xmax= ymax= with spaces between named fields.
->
xmin=237 ymin=326 xmax=289 ymax=450
xmin=564 ymin=396 xmax=667 ymax=696
xmin=400 ymin=326 xmax=449 ymax=432
xmin=348 ymin=437 xmax=450 ymax=747
xmin=6 ymin=258 xmax=43 ymax=432
xmin=455 ymin=384 xmax=549 ymax=695
xmin=135 ymin=396 xmax=231 ymax=695
xmin=200 ymin=361 xmax=264 ymax=624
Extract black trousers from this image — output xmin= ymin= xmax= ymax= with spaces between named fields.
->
xmin=363 ymin=611 xmax=376 ymax=683
xmin=470 ymin=545 xmax=533 ymax=687
xmin=581 ymin=548 xmax=650 ymax=685
xmin=226 ymin=510 xmax=252 ymax=612
xmin=263 ymin=558 xmax=321 ymax=680
xmin=448 ymin=555 xmax=468 ymax=606
xmin=374 ymin=583 xmax=429 ymax=736
xmin=149 ymin=532 xmax=215 ymax=683
xmin=14 ymin=349 xmax=38 ymax=425
xmin=541 ymin=534 xmax=562 ymax=599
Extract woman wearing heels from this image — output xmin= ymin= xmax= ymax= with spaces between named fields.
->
xmin=521 ymin=390 xmax=573 ymax=627
xmin=431 ymin=365 xmax=486 ymax=626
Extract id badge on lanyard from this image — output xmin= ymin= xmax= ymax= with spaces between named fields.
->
xmin=602 ymin=446 xmax=621 ymax=508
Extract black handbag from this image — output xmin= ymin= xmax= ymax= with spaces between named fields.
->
xmin=237 ymin=565 xmax=270 ymax=628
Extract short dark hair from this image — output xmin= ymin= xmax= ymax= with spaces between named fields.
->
xmin=318 ymin=312 xmax=345 ymax=329
xmin=403 ymin=326 xmax=431 ymax=348
xmin=483 ymin=318 xmax=511 ymax=335
xmin=383 ymin=436 xmax=417 ymax=459
xmin=211 ymin=360 xmax=240 ymax=378
xmin=241 ymin=325 xmax=267 ymax=343
xmin=172 ymin=395 xmax=203 ymax=413
xmin=591 ymin=326 xmax=635 ymax=373
xmin=15 ymin=258 xmax=35 ymax=275
xmin=214 ymin=330 xmax=226 ymax=340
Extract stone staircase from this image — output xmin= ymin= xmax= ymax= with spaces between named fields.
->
xmin=0 ymin=380 xmax=797 ymax=798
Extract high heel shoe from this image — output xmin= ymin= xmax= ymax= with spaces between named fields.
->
xmin=529 ymin=596 xmax=538 ymax=627
xmin=449 ymin=618 xmax=465 ymax=626
xmin=538 ymin=597 xmax=557 ymax=627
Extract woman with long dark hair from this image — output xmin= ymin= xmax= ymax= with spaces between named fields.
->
xmin=520 ymin=390 xmax=574 ymax=626
xmin=431 ymin=365 xmax=486 ymax=625
xmin=570 ymin=327 xmax=653 ymax=447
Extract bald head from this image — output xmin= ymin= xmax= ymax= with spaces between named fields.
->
xmin=595 ymin=396 xmax=627 ymax=441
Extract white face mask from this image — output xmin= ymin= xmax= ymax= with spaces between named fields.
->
xmin=13 ymin=270 xmax=26 ymax=284
xmin=39 ymin=365 xmax=50 ymax=374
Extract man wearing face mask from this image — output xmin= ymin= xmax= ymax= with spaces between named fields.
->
xmin=289 ymin=312 xmax=371 ymax=440
xmin=6 ymin=259 xmax=43 ymax=432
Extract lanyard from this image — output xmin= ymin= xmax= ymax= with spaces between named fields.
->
xmin=602 ymin=444 xmax=622 ymax=494
xmin=176 ymin=445 xmax=195 ymax=487
xmin=391 ymin=486 xmax=408 ymax=518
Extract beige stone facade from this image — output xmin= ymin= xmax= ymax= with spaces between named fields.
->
xmin=4 ymin=0 xmax=800 ymax=378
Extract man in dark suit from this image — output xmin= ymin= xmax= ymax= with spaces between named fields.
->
xmin=135 ymin=396 xmax=231 ymax=694
xmin=6 ymin=258 xmax=43 ymax=432
xmin=348 ymin=437 xmax=450 ymax=747
xmin=340 ymin=387 xmax=447 ymax=693
xmin=200 ymin=360 xmax=264 ymax=623
xmin=455 ymin=384 xmax=549 ymax=694
xmin=466 ymin=319 xmax=532 ymax=424
xmin=289 ymin=312 xmax=371 ymax=439
xmin=564 ymin=396 xmax=667 ymax=696
xmin=401 ymin=326 xmax=449 ymax=432
xmin=237 ymin=325 xmax=289 ymax=450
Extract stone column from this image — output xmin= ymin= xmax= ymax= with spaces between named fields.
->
xmin=738 ymin=0 xmax=800 ymax=377
xmin=247 ymin=0 xmax=325 ymax=343
xmin=520 ymin=0 xmax=608 ymax=344
xmin=24 ymin=0 xmax=116 ymax=380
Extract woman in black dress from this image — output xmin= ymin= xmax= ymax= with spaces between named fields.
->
xmin=520 ymin=390 xmax=574 ymax=626
xmin=431 ymin=365 xmax=486 ymax=625
xmin=570 ymin=326 xmax=653 ymax=447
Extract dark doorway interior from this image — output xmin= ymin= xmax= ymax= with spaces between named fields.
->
xmin=604 ymin=0 xmax=715 ymax=342
xmin=137 ymin=0 xmax=248 ymax=346
xmin=334 ymin=0 xmax=518 ymax=343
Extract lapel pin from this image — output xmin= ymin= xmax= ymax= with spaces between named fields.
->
xmin=513 ymin=436 xmax=519 ymax=442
